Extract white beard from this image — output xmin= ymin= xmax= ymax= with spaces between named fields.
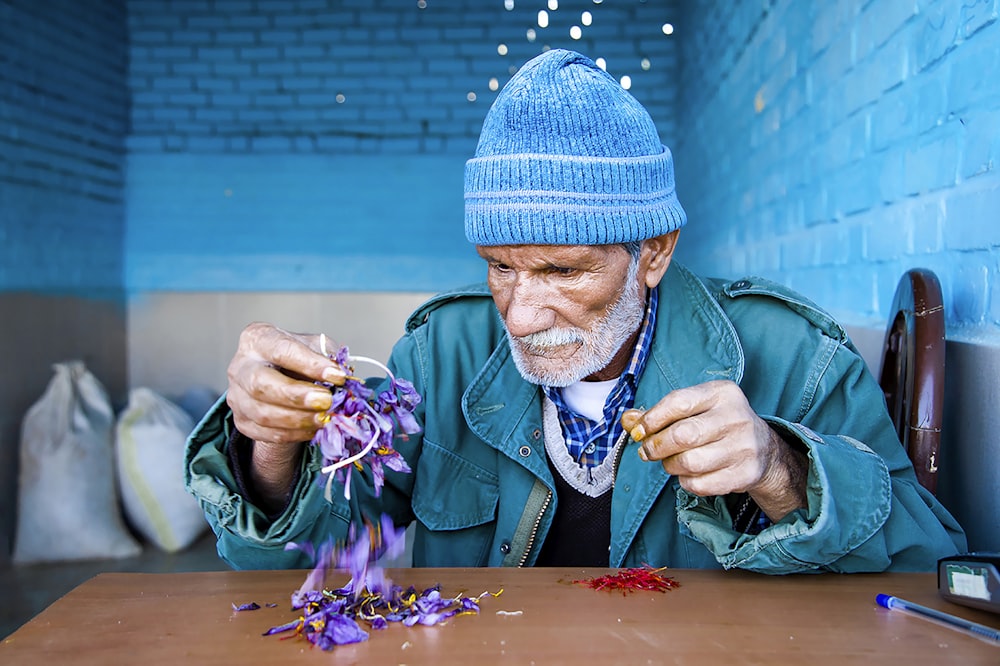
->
xmin=504 ymin=257 xmax=645 ymax=387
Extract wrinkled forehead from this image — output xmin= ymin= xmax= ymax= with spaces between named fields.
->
xmin=474 ymin=242 xmax=632 ymax=266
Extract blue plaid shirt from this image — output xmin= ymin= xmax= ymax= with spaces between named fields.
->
xmin=544 ymin=288 xmax=658 ymax=468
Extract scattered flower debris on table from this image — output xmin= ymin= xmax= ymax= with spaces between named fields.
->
xmin=264 ymin=516 xmax=501 ymax=651
xmin=573 ymin=567 xmax=681 ymax=595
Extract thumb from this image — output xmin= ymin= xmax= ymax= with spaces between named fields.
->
xmin=620 ymin=409 xmax=646 ymax=440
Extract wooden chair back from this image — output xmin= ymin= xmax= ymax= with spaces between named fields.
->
xmin=878 ymin=269 xmax=946 ymax=495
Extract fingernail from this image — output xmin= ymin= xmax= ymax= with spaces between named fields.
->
xmin=637 ymin=445 xmax=648 ymax=461
xmin=306 ymin=390 xmax=332 ymax=410
xmin=322 ymin=366 xmax=346 ymax=384
xmin=629 ymin=424 xmax=646 ymax=441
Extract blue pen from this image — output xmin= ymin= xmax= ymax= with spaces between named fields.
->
xmin=876 ymin=593 xmax=1000 ymax=645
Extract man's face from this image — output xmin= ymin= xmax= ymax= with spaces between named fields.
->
xmin=476 ymin=243 xmax=645 ymax=387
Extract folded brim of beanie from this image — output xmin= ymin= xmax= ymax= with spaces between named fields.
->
xmin=464 ymin=147 xmax=687 ymax=246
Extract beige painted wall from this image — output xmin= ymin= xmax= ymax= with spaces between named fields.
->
xmin=126 ymin=291 xmax=434 ymax=398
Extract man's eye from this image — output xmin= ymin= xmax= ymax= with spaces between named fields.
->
xmin=550 ymin=266 xmax=576 ymax=276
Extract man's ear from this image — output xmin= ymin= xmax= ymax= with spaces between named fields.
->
xmin=641 ymin=230 xmax=680 ymax=289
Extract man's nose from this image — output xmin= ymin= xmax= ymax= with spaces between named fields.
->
xmin=504 ymin=284 xmax=554 ymax=338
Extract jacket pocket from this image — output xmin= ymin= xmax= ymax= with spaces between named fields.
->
xmin=412 ymin=439 xmax=499 ymax=530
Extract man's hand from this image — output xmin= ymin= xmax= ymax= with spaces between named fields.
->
xmin=621 ymin=380 xmax=808 ymax=522
xmin=226 ymin=322 xmax=347 ymax=507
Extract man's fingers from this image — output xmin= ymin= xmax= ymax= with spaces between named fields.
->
xmin=242 ymin=323 xmax=346 ymax=385
xmin=228 ymin=388 xmax=327 ymax=446
xmin=624 ymin=381 xmax=724 ymax=443
xmin=636 ymin=412 xmax=727 ymax=462
xmin=232 ymin=361 xmax=332 ymax=411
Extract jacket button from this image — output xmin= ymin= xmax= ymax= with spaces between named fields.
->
xmin=500 ymin=542 xmax=511 ymax=554
xmin=532 ymin=428 xmax=542 ymax=440
xmin=731 ymin=279 xmax=751 ymax=290
xmin=518 ymin=445 xmax=531 ymax=457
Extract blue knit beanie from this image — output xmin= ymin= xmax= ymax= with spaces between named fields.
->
xmin=465 ymin=49 xmax=686 ymax=246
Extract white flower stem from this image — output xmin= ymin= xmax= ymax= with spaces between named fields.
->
xmin=323 ymin=428 xmax=380 ymax=503
xmin=316 ymin=335 xmax=396 ymax=502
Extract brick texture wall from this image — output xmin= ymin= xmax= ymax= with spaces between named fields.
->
xmin=125 ymin=0 xmax=682 ymax=292
xmin=673 ymin=0 xmax=1000 ymax=336
xmin=0 ymin=0 xmax=128 ymax=291
xmin=128 ymin=0 xmax=679 ymax=155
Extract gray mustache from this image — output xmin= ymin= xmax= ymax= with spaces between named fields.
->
xmin=514 ymin=328 xmax=585 ymax=351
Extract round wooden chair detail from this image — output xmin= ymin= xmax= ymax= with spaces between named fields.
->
xmin=878 ymin=269 xmax=946 ymax=495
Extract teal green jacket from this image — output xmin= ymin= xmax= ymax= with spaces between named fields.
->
xmin=185 ymin=263 xmax=966 ymax=573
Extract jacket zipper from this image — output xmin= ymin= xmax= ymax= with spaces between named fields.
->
xmin=517 ymin=429 xmax=630 ymax=567
xmin=517 ymin=488 xmax=552 ymax=567
xmin=610 ymin=428 xmax=630 ymax=488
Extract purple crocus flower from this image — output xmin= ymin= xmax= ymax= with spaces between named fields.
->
xmin=311 ymin=345 xmax=422 ymax=501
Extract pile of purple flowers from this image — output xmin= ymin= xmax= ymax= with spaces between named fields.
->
xmin=265 ymin=516 xmax=498 ymax=650
xmin=312 ymin=343 xmax=421 ymax=501
xmin=260 ymin=345 xmax=495 ymax=650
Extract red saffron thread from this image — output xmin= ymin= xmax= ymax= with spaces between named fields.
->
xmin=573 ymin=566 xmax=681 ymax=596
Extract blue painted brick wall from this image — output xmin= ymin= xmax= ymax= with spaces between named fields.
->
xmin=125 ymin=0 xmax=682 ymax=291
xmin=0 ymin=0 xmax=128 ymax=292
xmin=128 ymin=0 xmax=678 ymax=155
xmin=673 ymin=0 xmax=1000 ymax=338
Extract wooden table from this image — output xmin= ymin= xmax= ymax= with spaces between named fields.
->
xmin=2 ymin=567 xmax=998 ymax=664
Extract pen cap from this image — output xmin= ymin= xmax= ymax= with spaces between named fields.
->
xmin=876 ymin=593 xmax=896 ymax=609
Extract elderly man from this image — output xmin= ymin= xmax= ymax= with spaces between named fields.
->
xmin=185 ymin=49 xmax=965 ymax=572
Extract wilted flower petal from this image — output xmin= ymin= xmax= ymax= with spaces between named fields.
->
xmin=263 ymin=619 xmax=300 ymax=636
xmin=380 ymin=449 xmax=412 ymax=474
xmin=313 ymin=613 xmax=368 ymax=649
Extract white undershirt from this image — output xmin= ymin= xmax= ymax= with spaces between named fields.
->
xmin=560 ymin=377 xmax=619 ymax=422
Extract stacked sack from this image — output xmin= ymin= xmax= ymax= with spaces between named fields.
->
xmin=13 ymin=362 xmax=212 ymax=563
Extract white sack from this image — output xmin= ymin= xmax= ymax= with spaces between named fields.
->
xmin=116 ymin=387 xmax=208 ymax=552
xmin=13 ymin=362 xmax=141 ymax=563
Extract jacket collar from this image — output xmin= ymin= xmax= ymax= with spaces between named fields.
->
xmin=635 ymin=262 xmax=744 ymax=409
xmin=462 ymin=332 xmax=549 ymax=471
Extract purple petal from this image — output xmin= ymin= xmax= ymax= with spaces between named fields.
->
xmin=378 ymin=514 xmax=407 ymax=562
xmin=370 ymin=460 xmax=385 ymax=497
xmin=263 ymin=618 xmax=302 ymax=636
xmin=284 ymin=540 xmax=315 ymax=560
xmin=316 ymin=614 xmax=369 ymax=648
xmin=379 ymin=449 xmax=412 ymax=474
xmin=392 ymin=405 xmax=422 ymax=434
xmin=392 ymin=378 xmax=422 ymax=409
xmin=291 ymin=540 xmax=332 ymax=609
xmin=333 ymin=346 xmax=350 ymax=366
